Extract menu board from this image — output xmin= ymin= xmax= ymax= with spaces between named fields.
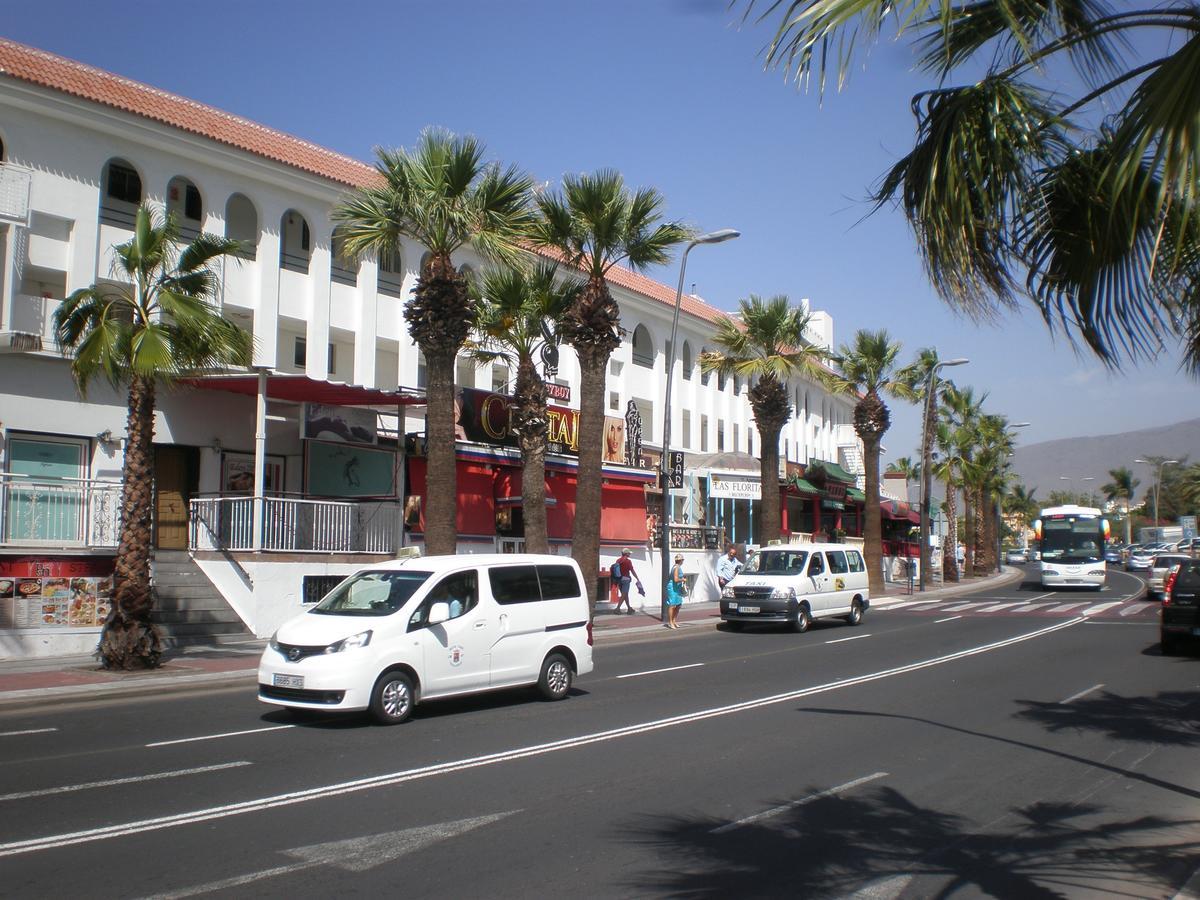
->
xmin=0 ymin=558 xmax=114 ymax=630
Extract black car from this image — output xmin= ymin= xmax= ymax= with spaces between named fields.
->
xmin=1161 ymin=558 xmax=1200 ymax=655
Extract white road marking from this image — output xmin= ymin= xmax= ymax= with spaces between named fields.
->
xmin=0 ymin=728 xmax=58 ymax=737
xmin=617 ymin=663 xmax=705 ymax=679
xmin=825 ymin=634 xmax=871 ymax=644
xmin=934 ymin=616 xmax=962 ymax=624
xmin=975 ymin=603 xmax=1022 ymax=613
xmin=710 ymin=772 xmax=888 ymax=834
xmin=1120 ymin=604 xmax=1146 ymax=616
xmin=1025 ymin=592 xmax=1060 ymax=602
xmin=141 ymin=812 xmax=516 ymax=899
xmin=850 ymin=874 xmax=916 ymax=899
xmin=941 ymin=602 xmax=982 ymax=612
xmin=1082 ymin=602 xmax=1122 ymax=616
xmin=1048 ymin=603 xmax=1086 ymax=613
xmin=0 ymin=762 xmax=251 ymax=802
xmin=899 ymin=603 xmax=942 ymax=611
xmin=0 ymin=617 xmax=1083 ymax=859
xmin=146 ymin=725 xmax=294 ymax=748
xmin=1059 ymin=684 xmax=1104 ymax=705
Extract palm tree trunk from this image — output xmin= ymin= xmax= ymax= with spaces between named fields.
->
xmin=513 ymin=359 xmax=549 ymax=555
xmin=423 ymin=348 xmax=458 ymax=556
xmin=862 ymin=434 xmax=885 ymax=596
xmin=758 ymin=429 xmax=783 ymax=545
xmin=943 ymin=480 xmax=959 ymax=582
xmin=572 ymin=350 xmax=607 ymax=610
xmin=964 ymin=491 xmax=976 ymax=577
xmin=1124 ymin=493 xmax=1132 ymax=545
xmin=99 ymin=375 xmax=163 ymax=669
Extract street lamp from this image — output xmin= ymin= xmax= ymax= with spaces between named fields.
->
xmin=1059 ymin=475 xmax=1095 ymax=506
xmin=996 ymin=422 xmax=1030 ymax=572
xmin=1134 ymin=458 xmax=1179 ymax=532
xmin=919 ymin=357 xmax=968 ymax=590
xmin=661 ymin=228 xmax=740 ymax=623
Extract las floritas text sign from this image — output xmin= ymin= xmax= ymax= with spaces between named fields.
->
xmin=709 ymin=475 xmax=761 ymax=500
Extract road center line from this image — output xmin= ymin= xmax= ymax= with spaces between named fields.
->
xmin=1059 ymin=684 xmax=1104 ymax=705
xmin=0 ymin=617 xmax=1083 ymax=859
xmin=0 ymin=762 xmax=252 ymax=802
xmin=710 ymin=772 xmax=888 ymax=834
xmin=825 ymin=634 xmax=871 ymax=644
xmin=0 ymin=728 xmax=58 ymax=737
xmin=616 ymin=663 xmax=705 ymax=679
xmin=934 ymin=616 xmax=962 ymax=624
xmin=147 ymin=725 xmax=294 ymax=748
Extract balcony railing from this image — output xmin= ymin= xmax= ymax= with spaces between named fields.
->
xmin=190 ymin=495 xmax=402 ymax=554
xmin=0 ymin=474 xmax=121 ymax=547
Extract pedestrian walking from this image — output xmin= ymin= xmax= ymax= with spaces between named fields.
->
xmin=613 ymin=548 xmax=642 ymax=614
xmin=717 ymin=546 xmax=742 ymax=589
xmin=665 ymin=554 xmax=686 ymax=628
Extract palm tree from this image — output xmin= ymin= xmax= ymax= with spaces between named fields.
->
xmin=897 ymin=346 xmax=951 ymax=577
xmin=700 ymin=295 xmax=832 ymax=546
xmin=942 ymin=384 xmax=986 ymax=576
xmin=1006 ymin=483 xmax=1040 ymax=536
xmin=54 ymin=206 xmax=251 ymax=669
xmin=744 ymin=2 xmax=1200 ymax=372
xmin=1102 ymin=467 xmax=1141 ymax=545
xmin=532 ymin=171 xmax=689 ymax=605
xmin=829 ymin=329 xmax=912 ymax=596
xmin=466 ymin=261 xmax=580 ymax=554
xmin=334 ymin=129 xmax=536 ymax=556
xmin=932 ymin=420 xmax=965 ymax=581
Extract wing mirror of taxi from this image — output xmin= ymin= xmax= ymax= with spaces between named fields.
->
xmin=428 ymin=602 xmax=451 ymax=625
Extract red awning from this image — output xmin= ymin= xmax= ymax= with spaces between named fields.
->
xmin=600 ymin=482 xmax=650 ymax=543
xmin=180 ymin=373 xmax=426 ymax=407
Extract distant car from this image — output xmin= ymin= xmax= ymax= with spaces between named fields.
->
xmin=1026 ymin=547 xmax=1039 ymax=562
xmin=1148 ymin=554 xmax=1192 ymax=600
xmin=1161 ymin=558 xmax=1200 ymax=655
xmin=1126 ymin=546 xmax=1158 ymax=572
xmin=1004 ymin=548 xmax=1027 ymax=565
xmin=1104 ymin=545 xmax=1123 ymax=564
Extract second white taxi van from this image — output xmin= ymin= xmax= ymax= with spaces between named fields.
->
xmin=259 ymin=553 xmax=593 ymax=724
xmin=719 ymin=544 xmax=870 ymax=632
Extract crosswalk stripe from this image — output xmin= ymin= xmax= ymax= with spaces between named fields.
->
xmin=1082 ymin=601 xmax=1122 ymax=616
xmin=1049 ymin=603 xmax=1086 ymax=613
xmin=941 ymin=602 xmax=980 ymax=612
xmin=1119 ymin=603 xmax=1147 ymax=617
xmin=900 ymin=603 xmax=943 ymax=611
xmin=975 ymin=603 xmax=1022 ymax=613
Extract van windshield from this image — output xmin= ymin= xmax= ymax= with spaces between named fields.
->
xmin=744 ymin=550 xmax=809 ymax=575
xmin=311 ymin=571 xmax=431 ymax=616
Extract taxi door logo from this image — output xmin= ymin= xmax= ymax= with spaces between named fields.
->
xmin=834 ymin=577 xmax=845 ymax=591
xmin=449 ymin=645 xmax=465 ymax=667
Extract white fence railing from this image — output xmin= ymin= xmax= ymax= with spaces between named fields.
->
xmin=0 ymin=475 xmax=121 ymax=547
xmin=190 ymin=495 xmax=402 ymax=553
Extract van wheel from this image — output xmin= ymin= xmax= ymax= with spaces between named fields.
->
xmin=846 ymin=598 xmax=865 ymax=626
xmin=791 ymin=603 xmax=811 ymax=634
xmin=538 ymin=653 xmax=573 ymax=701
xmin=370 ymin=670 xmax=414 ymax=725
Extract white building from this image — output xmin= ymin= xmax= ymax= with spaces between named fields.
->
xmin=0 ymin=39 xmax=861 ymax=657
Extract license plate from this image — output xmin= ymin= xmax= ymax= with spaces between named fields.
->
xmin=740 ymin=606 xmax=760 ymax=614
xmin=273 ymin=673 xmax=304 ymax=689
xmin=728 ymin=603 xmax=738 ymax=610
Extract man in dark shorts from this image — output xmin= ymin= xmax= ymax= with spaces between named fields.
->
xmin=615 ymin=548 xmax=642 ymax=614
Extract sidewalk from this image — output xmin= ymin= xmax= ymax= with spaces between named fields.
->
xmin=0 ymin=568 xmax=1023 ymax=710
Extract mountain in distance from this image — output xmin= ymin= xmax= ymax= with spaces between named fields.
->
xmin=1010 ymin=417 xmax=1200 ymax=498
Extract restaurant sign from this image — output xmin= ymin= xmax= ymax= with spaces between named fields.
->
xmin=457 ymin=387 xmax=580 ymax=456
xmin=709 ymin=474 xmax=761 ymax=501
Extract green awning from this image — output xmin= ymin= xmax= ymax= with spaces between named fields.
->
xmin=846 ymin=487 xmax=866 ymax=502
xmin=809 ymin=459 xmax=857 ymax=483
xmin=787 ymin=475 xmax=819 ymax=494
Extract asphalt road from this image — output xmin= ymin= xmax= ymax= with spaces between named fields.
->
xmin=1 ymin=567 xmax=1197 ymax=899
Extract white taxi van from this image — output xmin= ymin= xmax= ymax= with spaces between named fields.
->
xmin=258 ymin=553 xmax=593 ymax=724
xmin=719 ymin=544 xmax=870 ymax=632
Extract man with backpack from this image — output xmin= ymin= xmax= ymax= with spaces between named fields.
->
xmin=611 ymin=548 xmax=642 ymax=614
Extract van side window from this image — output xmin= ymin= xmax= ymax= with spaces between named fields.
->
xmin=537 ymin=565 xmax=581 ymax=600
xmin=409 ymin=570 xmax=478 ymax=629
xmin=846 ymin=551 xmax=865 ymax=573
xmin=489 ymin=565 xmax=542 ymax=604
xmin=807 ymin=554 xmax=825 ymax=576
xmin=827 ymin=551 xmax=849 ymax=574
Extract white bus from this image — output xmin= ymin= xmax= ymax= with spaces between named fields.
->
xmin=1034 ymin=505 xmax=1110 ymax=590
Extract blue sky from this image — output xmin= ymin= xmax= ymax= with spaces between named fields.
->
xmin=6 ymin=0 xmax=1199 ymax=466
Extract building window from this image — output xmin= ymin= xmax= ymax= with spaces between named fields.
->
xmin=280 ymin=210 xmax=311 ymax=273
xmin=456 ymin=356 xmax=474 ymax=387
xmin=294 ymin=337 xmax=306 ymax=368
xmin=609 ymin=391 xmax=620 ymax=411
xmin=700 ymin=415 xmax=709 ymax=452
xmin=747 ymin=430 xmax=754 ymax=457
xmin=700 ymin=347 xmax=711 ymax=386
xmin=717 ymin=421 xmax=725 ymax=453
xmin=681 ymin=410 xmax=691 ymax=450
xmin=734 ymin=423 xmax=740 ymax=452
xmin=416 ymin=352 xmax=427 ymax=389
xmin=609 ymin=359 xmax=623 ymax=377
xmin=631 ymin=324 xmax=654 ymax=368
xmin=378 ymin=246 xmax=404 ymax=297
xmin=328 ymin=343 xmax=336 ymax=374
xmin=330 ymin=227 xmax=358 ymax=286
xmin=632 ymin=397 xmax=654 ymax=436
xmin=225 ymin=193 xmax=258 ymax=260
xmin=491 ymin=364 xmax=508 ymax=394
xmin=718 ymin=370 xmax=727 ymax=392
xmin=105 ymin=161 xmax=141 ymax=204
xmin=681 ymin=342 xmax=693 ymax=381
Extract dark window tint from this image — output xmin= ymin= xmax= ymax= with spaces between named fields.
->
xmin=106 ymin=163 xmax=141 ymax=203
xmin=537 ymin=565 xmax=580 ymax=600
xmin=846 ymin=551 xmax=865 ymax=573
xmin=489 ymin=565 xmax=542 ymax=604
xmin=807 ymin=554 xmax=825 ymax=576
xmin=827 ymin=551 xmax=849 ymax=574
xmin=184 ymin=184 xmax=202 ymax=221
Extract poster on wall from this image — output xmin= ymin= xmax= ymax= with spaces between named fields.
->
xmin=602 ymin=416 xmax=626 ymax=463
xmin=306 ymin=440 xmax=396 ymax=497
xmin=0 ymin=557 xmax=114 ymax=630
xmin=302 ymin=403 xmax=378 ymax=445
xmin=221 ymin=452 xmax=285 ymax=494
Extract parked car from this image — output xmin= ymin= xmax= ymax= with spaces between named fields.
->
xmin=1148 ymin=554 xmax=1192 ymax=600
xmin=1026 ymin=547 xmax=1039 ymax=562
xmin=720 ymin=543 xmax=869 ymax=632
xmin=1161 ymin=558 xmax=1200 ymax=655
xmin=1126 ymin=545 xmax=1158 ymax=572
xmin=1004 ymin=548 xmax=1028 ymax=565
xmin=258 ymin=553 xmax=594 ymax=724
xmin=1103 ymin=545 xmax=1123 ymax=564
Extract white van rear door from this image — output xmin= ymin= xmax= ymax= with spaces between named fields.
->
xmin=486 ymin=564 xmax=548 ymax=686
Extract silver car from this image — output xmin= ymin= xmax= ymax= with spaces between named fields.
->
xmin=1004 ymin=548 xmax=1027 ymax=565
xmin=1126 ymin=546 xmax=1158 ymax=572
xmin=1149 ymin=554 xmax=1193 ymax=599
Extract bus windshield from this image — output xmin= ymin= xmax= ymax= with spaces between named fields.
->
xmin=1039 ymin=518 xmax=1103 ymax=564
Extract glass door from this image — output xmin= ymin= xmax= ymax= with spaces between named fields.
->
xmin=5 ymin=436 xmax=87 ymax=543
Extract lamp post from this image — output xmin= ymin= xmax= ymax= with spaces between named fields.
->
xmin=661 ymin=228 xmax=740 ymax=623
xmin=918 ymin=357 xmax=968 ymax=590
xmin=996 ymin=422 xmax=1030 ymax=572
xmin=1059 ymin=475 xmax=1095 ymax=506
xmin=1134 ymin=457 xmax=1179 ymax=534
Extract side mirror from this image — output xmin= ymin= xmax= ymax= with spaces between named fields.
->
xmin=427 ymin=602 xmax=451 ymax=626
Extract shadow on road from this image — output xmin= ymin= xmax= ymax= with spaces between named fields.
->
xmin=1014 ymin=689 xmax=1200 ymax=748
xmin=622 ymin=784 xmax=1197 ymax=898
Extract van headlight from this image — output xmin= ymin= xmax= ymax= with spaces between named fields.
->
xmin=770 ymin=587 xmax=797 ymax=600
xmin=268 ymin=631 xmax=280 ymax=652
xmin=325 ymin=630 xmax=373 ymax=654
xmin=722 ymin=585 xmax=736 ymax=599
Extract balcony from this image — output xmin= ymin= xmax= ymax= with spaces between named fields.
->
xmin=0 ymin=475 xmax=121 ymax=548
xmin=190 ymin=495 xmax=402 ymax=554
